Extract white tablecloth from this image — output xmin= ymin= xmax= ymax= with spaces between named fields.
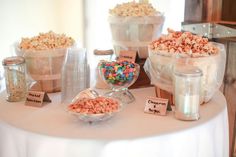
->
xmin=0 ymin=87 xmax=229 ymax=157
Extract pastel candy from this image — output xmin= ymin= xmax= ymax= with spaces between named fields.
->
xmin=100 ymin=60 xmax=136 ymax=86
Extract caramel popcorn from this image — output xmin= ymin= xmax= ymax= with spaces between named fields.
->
xmin=19 ymin=31 xmax=75 ymax=51
xmin=68 ymin=97 xmax=119 ymax=114
xmin=149 ymin=29 xmax=218 ymax=57
xmin=109 ymin=2 xmax=158 ymax=17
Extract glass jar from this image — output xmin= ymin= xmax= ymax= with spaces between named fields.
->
xmin=93 ymin=49 xmax=114 ymax=89
xmin=174 ymin=65 xmax=203 ymax=121
xmin=2 ymin=56 xmax=27 ymax=102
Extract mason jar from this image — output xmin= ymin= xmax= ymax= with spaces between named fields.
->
xmin=2 ymin=56 xmax=27 ymax=102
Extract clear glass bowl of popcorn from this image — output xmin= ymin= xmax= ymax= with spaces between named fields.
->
xmin=67 ymin=94 xmax=122 ymax=123
xmin=99 ymin=60 xmax=140 ymax=104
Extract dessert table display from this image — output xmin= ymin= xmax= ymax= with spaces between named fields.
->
xmin=0 ymin=1 xmax=229 ymax=157
xmin=0 ymin=87 xmax=229 ymax=157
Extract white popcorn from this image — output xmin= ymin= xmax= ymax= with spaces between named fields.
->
xmin=109 ymin=2 xmax=158 ymax=17
xmin=19 ymin=31 xmax=75 ymax=51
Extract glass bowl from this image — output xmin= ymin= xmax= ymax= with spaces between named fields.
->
xmin=99 ymin=60 xmax=140 ymax=104
xmin=67 ymin=96 xmax=122 ymax=123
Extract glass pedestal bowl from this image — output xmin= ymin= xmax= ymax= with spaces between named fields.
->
xmin=99 ymin=60 xmax=140 ymax=104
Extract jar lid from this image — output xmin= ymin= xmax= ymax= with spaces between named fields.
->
xmin=174 ymin=65 xmax=203 ymax=77
xmin=2 ymin=56 xmax=25 ymax=66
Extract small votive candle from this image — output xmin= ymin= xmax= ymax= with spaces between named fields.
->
xmin=174 ymin=65 xmax=203 ymax=121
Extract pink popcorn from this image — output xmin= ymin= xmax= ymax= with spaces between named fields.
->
xmin=149 ymin=29 xmax=219 ymax=57
xmin=68 ymin=97 xmax=119 ymax=114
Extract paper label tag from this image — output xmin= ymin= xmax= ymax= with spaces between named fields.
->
xmin=118 ymin=50 xmax=137 ymax=62
xmin=144 ymin=97 xmax=168 ymax=116
xmin=25 ymin=91 xmax=51 ymax=107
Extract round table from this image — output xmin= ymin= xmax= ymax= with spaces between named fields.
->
xmin=0 ymin=87 xmax=229 ymax=157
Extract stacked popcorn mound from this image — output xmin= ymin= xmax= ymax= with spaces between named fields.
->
xmin=19 ymin=31 xmax=74 ymax=51
xmin=16 ymin=31 xmax=75 ymax=93
xmin=145 ymin=29 xmax=226 ymax=103
xmin=109 ymin=2 xmax=157 ymax=16
xmin=108 ymin=1 xmax=164 ymax=58
xmin=149 ymin=29 xmax=218 ymax=57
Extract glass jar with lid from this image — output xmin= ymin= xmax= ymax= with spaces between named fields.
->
xmin=2 ymin=56 xmax=27 ymax=102
xmin=174 ymin=65 xmax=203 ymax=121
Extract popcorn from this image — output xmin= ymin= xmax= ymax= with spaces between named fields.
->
xmin=19 ymin=31 xmax=75 ymax=51
xmin=109 ymin=2 xmax=158 ymax=17
xmin=149 ymin=29 xmax=219 ymax=57
xmin=68 ymin=97 xmax=119 ymax=114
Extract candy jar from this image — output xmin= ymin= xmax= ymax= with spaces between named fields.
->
xmin=93 ymin=49 xmax=114 ymax=89
xmin=2 ymin=56 xmax=27 ymax=102
xmin=99 ymin=60 xmax=140 ymax=104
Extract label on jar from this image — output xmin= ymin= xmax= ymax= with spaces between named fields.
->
xmin=118 ymin=50 xmax=137 ymax=62
xmin=25 ymin=91 xmax=51 ymax=107
xmin=144 ymin=97 xmax=168 ymax=116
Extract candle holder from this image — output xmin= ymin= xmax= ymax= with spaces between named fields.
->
xmin=174 ymin=65 xmax=203 ymax=121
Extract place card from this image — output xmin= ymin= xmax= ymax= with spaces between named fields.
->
xmin=118 ymin=50 xmax=137 ymax=62
xmin=144 ymin=97 xmax=168 ymax=116
xmin=25 ymin=91 xmax=51 ymax=107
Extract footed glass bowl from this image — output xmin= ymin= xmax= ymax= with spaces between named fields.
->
xmin=68 ymin=110 xmax=121 ymax=123
xmin=99 ymin=60 xmax=140 ymax=104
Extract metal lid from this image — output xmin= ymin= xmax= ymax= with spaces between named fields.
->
xmin=174 ymin=65 xmax=203 ymax=77
xmin=2 ymin=56 xmax=25 ymax=66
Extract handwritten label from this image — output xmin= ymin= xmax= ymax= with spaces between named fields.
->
xmin=144 ymin=97 xmax=168 ymax=116
xmin=118 ymin=50 xmax=137 ymax=62
xmin=25 ymin=91 xmax=51 ymax=107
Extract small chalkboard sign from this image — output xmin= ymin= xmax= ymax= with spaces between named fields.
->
xmin=144 ymin=97 xmax=168 ymax=116
xmin=118 ymin=50 xmax=137 ymax=62
xmin=25 ymin=91 xmax=51 ymax=107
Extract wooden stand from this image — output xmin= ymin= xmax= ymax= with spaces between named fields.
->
xmin=129 ymin=59 xmax=152 ymax=89
xmin=155 ymin=86 xmax=174 ymax=106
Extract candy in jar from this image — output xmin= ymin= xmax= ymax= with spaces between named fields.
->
xmin=2 ymin=56 xmax=27 ymax=102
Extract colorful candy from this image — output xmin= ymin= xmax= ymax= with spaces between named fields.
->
xmin=100 ymin=61 xmax=137 ymax=86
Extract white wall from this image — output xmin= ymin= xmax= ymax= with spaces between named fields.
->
xmin=0 ymin=0 xmax=84 ymax=63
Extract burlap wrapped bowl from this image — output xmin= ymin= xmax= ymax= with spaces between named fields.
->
xmin=108 ymin=13 xmax=164 ymax=59
xmin=144 ymin=42 xmax=226 ymax=104
xmin=15 ymin=45 xmax=69 ymax=93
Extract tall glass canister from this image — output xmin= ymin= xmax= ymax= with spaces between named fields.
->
xmin=2 ymin=56 xmax=27 ymax=102
xmin=174 ymin=65 xmax=203 ymax=121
